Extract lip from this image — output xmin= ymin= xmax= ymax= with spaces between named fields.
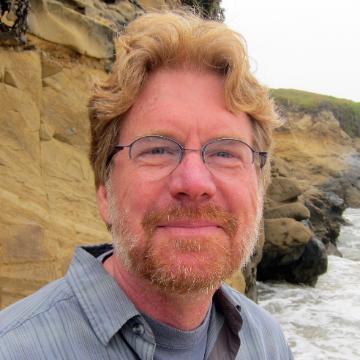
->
xmin=156 ymin=221 xmax=223 ymax=236
xmin=157 ymin=220 xmax=222 ymax=228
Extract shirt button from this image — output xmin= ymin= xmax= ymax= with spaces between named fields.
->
xmin=132 ymin=322 xmax=145 ymax=335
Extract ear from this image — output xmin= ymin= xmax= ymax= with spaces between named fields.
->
xmin=96 ymin=184 xmax=111 ymax=225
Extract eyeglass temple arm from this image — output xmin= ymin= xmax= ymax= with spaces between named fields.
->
xmin=256 ymin=151 xmax=268 ymax=169
xmin=106 ymin=145 xmax=125 ymax=167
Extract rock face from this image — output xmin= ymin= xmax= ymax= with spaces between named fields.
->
xmin=0 ymin=45 xmax=112 ymax=308
xmin=257 ymin=107 xmax=359 ymax=287
xmin=27 ymin=0 xmax=183 ymax=58
xmin=1 ymin=1 xmax=359 ymax=308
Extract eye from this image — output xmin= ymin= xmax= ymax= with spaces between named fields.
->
xmin=149 ymin=147 xmax=166 ymax=155
xmin=136 ymin=146 xmax=178 ymax=159
xmin=143 ymin=146 xmax=175 ymax=156
xmin=207 ymin=148 xmax=238 ymax=160
xmin=204 ymin=139 xmax=253 ymax=168
xmin=212 ymin=151 xmax=234 ymax=158
xmin=130 ymin=136 xmax=181 ymax=163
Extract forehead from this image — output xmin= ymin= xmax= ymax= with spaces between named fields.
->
xmin=120 ymin=67 xmax=253 ymax=144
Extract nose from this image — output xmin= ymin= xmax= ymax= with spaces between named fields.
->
xmin=168 ymin=150 xmax=216 ymax=203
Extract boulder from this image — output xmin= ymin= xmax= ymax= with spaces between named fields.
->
xmin=264 ymin=218 xmax=312 ymax=253
xmin=267 ymin=177 xmax=303 ymax=202
xmin=258 ymin=218 xmax=312 ymax=282
xmin=258 ymin=214 xmax=328 ymax=285
xmin=258 ymin=237 xmax=328 ymax=286
xmin=283 ymin=238 xmax=328 ymax=286
xmin=265 ymin=202 xmax=310 ymax=221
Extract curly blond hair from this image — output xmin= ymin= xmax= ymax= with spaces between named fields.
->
xmin=89 ymin=9 xmax=279 ymax=189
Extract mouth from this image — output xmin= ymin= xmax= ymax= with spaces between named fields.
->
xmin=157 ymin=220 xmax=223 ymax=237
xmin=158 ymin=219 xmax=221 ymax=227
xmin=142 ymin=204 xmax=238 ymax=238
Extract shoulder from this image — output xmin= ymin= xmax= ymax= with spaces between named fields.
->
xmin=0 ymin=278 xmax=74 ymax=338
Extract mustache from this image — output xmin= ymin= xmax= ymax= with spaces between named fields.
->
xmin=142 ymin=204 xmax=238 ymax=238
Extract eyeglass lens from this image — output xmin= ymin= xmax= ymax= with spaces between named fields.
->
xmin=129 ymin=136 xmax=255 ymax=173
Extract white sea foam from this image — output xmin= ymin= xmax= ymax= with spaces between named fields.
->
xmin=338 ymin=208 xmax=360 ymax=261
xmin=258 ymin=208 xmax=360 ymax=360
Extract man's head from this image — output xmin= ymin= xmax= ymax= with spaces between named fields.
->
xmin=89 ymin=10 xmax=279 ymax=294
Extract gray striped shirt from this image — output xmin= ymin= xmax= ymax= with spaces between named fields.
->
xmin=0 ymin=244 xmax=293 ymax=359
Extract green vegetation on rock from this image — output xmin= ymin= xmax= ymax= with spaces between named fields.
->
xmin=271 ymin=88 xmax=360 ymax=138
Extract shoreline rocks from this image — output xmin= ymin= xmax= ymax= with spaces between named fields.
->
xmin=254 ymin=106 xmax=359 ymax=293
xmin=257 ymin=162 xmax=328 ymax=287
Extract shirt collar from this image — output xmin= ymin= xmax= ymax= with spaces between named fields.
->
xmin=65 ymin=244 xmax=140 ymax=345
xmin=214 ymin=284 xmax=243 ymax=335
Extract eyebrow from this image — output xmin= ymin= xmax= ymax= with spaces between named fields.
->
xmin=130 ymin=133 xmax=253 ymax=147
xmin=136 ymin=130 xmax=177 ymax=139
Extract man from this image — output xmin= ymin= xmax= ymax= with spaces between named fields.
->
xmin=0 ymin=10 xmax=293 ymax=359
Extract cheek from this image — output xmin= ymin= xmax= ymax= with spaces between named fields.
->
xmin=244 ymin=175 xmax=260 ymax=207
xmin=221 ymin=171 xmax=260 ymax=215
xmin=111 ymin=169 xmax=166 ymax=221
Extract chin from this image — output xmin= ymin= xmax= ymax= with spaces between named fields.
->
xmin=130 ymin=236 xmax=244 ymax=294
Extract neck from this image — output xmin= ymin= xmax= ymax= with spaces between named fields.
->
xmin=103 ymin=254 xmax=216 ymax=330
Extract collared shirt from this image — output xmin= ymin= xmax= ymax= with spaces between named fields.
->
xmin=0 ymin=244 xmax=293 ymax=360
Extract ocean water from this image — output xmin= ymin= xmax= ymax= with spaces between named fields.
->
xmin=258 ymin=208 xmax=360 ymax=360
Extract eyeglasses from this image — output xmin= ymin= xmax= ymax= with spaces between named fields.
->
xmin=106 ymin=135 xmax=267 ymax=176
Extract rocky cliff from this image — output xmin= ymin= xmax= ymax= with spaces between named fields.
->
xmin=1 ymin=0 xmax=359 ymax=308
xmin=257 ymin=96 xmax=360 ymax=291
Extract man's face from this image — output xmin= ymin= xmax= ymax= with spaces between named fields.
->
xmin=98 ymin=67 xmax=262 ymax=294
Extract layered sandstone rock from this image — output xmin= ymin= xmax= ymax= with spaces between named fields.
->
xmin=28 ymin=0 xmax=179 ymax=58
xmin=0 ymin=0 xmax=179 ymax=46
xmin=0 ymin=46 xmax=111 ymax=308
